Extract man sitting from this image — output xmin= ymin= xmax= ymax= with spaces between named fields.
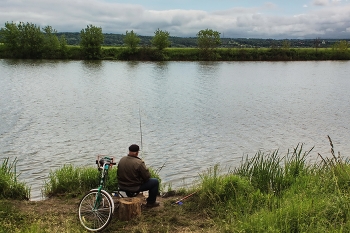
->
xmin=117 ymin=144 xmax=160 ymax=207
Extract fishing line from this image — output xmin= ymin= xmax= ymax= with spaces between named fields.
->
xmin=138 ymin=104 xmax=144 ymax=159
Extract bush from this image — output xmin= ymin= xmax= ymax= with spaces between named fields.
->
xmin=66 ymin=46 xmax=83 ymax=59
xmin=167 ymin=48 xmax=199 ymax=60
xmin=101 ymin=47 xmax=121 ymax=60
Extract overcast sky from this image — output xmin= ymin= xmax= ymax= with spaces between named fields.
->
xmin=1 ymin=0 xmax=350 ymax=39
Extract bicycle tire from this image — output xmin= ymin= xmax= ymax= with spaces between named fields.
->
xmin=78 ymin=190 xmax=114 ymax=232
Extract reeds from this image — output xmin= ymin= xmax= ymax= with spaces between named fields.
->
xmin=233 ymin=143 xmax=313 ymax=196
xmin=195 ymin=138 xmax=350 ymax=232
xmin=43 ymin=165 xmax=104 ymax=197
xmin=0 ymin=157 xmax=30 ymax=200
xmin=43 ymin=164 xmax=162 ymax=198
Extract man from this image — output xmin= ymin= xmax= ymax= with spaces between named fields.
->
xmin=117 ymin=144 xmax=160 ymax=207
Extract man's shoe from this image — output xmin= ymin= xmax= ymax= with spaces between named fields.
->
xmin=145 ymin=201 xmax=160 ymax=208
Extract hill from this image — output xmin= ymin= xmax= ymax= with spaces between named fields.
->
xmin=57 ymin=32 xmax=347 ymax=48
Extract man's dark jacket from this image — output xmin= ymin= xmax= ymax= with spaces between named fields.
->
xmin=117 ymin=155 xmax=150 ymax=192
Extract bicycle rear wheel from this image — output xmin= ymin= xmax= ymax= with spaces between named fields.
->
xmin=78 ymin=190 xmax=114 ymax=231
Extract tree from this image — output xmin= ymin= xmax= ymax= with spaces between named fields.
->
xmin=19 ymin=22 xmax=45 ymax=58
xmin=197 ymin=29 xmax=221 ymax=50
xmin=313 ymin=37 xmax=321 ymax=53
xmin=42 ymin=25 xmax=60 ymax=58
xmin=197 ymin=29 xmax=221 ymax=60
xmin=332 ymin=40 xmax=349 ymax=59
xmin=0 ymin=22 xmax=45 ymax=58
xmin=80 ymin=24 xmax=104 ymax=59
xmin=124 ymin=30 xmax=140 ymax=52
xmin=151 ymin=28 xmax=170 ymax=50
xmin=333 ymin=40 xmax=349 ymax=52
xmin=0 ymin=22 xmax=20 ymax=57
xmin=59 ymin=35 xmax=68 ymax=58
xmin=282 ymin=40 xmax=290 ymax=50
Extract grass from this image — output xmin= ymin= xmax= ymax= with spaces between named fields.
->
xmin=0 ymin=157 xmax=30 ymax=200
xmin=0 ymin=197 xmax=83 ymax=233
xmin=43 ymin=165 xmax=100 ymax=198
xmin=2 ymin=136 xmax=350 ymax=232
xmin=1 ymin=42 xmax=349 ymax=60
xmin=43 ymin=161 xmax=161 ymax=198
xmin=191 ymin=137 xmax=350 ymax=232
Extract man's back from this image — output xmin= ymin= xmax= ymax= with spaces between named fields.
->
xmin=117 ymin=144 xmax=159 ymax=207
xmin=117 ymin=155 xmax=150 ymax=191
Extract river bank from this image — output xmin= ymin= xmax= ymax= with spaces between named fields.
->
xmin=1 ymin=193 xmax=216 ymax=233
xmin=2 ymin=141 xmax=350 ymax=232
xmin=1 ymin=45 xmax=350 ymax=61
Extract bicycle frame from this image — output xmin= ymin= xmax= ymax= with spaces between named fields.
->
xmin=78 ymin=155 xmax=118 ymax=232
xmin=92 ymin=156 xmax=116 ymax=212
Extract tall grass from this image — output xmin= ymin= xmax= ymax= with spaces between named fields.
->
xmin=198 ymin=165 xmax=264 ymax=216
xmin=234 ymin=144 xmax=313 ymax=195
xmin=194 ymin=138 xmax=350 ymax=232
xmin=0 ymin=157 xmax=30 ymax=200
xmin=43 ymin=163 xmax=162 ymax=198
xmin=44 ymin=165 xmax=103 ymax=197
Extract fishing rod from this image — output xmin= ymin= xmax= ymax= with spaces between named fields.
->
xmin=139 ymin=104 xmax=143 ymax=158
xmin=139 ymin=106 xmax=143 ymax=151
xmin=173 ymin=191 xmax=198 ymax=205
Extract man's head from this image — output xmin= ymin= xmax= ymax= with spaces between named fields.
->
xmin=128 ymin=144 xmax=140 ymax=156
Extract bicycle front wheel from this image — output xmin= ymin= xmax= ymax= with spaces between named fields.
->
xmin=78 ymin=190 xmax=114 ymax=231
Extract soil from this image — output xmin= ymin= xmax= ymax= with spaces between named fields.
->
xmin=9 ymin=192 xmax=217 ymax=233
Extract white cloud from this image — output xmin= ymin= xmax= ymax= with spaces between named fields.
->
xmin=1 ymin=0 xmax=350 ymax=39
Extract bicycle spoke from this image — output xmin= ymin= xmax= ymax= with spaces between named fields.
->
xmin=78 ymin=190 xmax=113 ymax=231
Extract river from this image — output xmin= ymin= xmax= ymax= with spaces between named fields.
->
xmin=1 ymin=59 xmax=350 ymax=200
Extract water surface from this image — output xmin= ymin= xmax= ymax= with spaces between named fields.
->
xmin=1 ymin=59 xmax=350 ymax=200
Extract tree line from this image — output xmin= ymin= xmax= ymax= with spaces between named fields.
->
xmin=0 ymin=22 xmax=221 ymax=60
xmin=0 ymin=21 xmax=349 ymax=60
xmin=58 ymin=32 xmax=348 ymax=49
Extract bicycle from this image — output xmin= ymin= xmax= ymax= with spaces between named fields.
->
xmin=78 ymin=155 xmax=138 ymax=232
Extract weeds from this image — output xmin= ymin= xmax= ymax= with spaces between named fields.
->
xmin=195 ymin=137 xmax=350 ymax=232
xmin=0 ymin=157 xmax=30 ymax=200
xmin=43 ymin=163 xmax=162 ymax=198
xmin=233 ymin=144 xmax=313 ymax=196
xmin=43 ymin=164 xmax=99 ymax=197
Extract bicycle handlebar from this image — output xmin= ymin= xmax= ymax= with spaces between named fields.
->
xmin=96 ymin=155 xmax=116 ymax=169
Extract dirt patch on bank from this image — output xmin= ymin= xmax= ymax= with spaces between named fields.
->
xmin=9 ymin=192 xmax=217 ymax=232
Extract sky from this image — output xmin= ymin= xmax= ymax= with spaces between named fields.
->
xmin=1 ymin=0 xmax=350 ymax=39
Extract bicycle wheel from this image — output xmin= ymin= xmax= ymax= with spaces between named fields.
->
xmin=78 ymin=190 xmax=114 ymax=231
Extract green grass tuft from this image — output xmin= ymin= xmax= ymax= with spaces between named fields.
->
xmin=0 ymin=157 xmax=30 ymax=200
xmin=43 ymin=163 xmax=162 ymax=198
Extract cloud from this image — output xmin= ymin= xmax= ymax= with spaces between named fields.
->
xmin=1 ymin=0 xmax=350 ymax=39
xmin=312 ymin=0 xmax=329 ymax=6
